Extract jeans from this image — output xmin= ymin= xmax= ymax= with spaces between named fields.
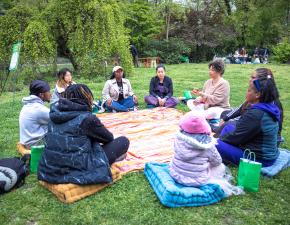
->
xmin=216 ymin=124 xmax=276 ymax=167
xmin=106 ymin=96 xmax=135 ymax=112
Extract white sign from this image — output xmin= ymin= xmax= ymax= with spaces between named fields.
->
xmin=9 ymin=42 xmax=21 ymax=71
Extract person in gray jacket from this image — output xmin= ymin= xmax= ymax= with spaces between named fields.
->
xmin=19 ymin=80 xmax=51 ymax=148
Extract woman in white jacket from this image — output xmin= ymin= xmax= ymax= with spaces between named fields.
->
xmin=102 ymin=66 xmax=138 ymax=112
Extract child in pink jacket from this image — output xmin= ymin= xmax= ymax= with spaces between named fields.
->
xmin=169 ymin=111 xmax=243 ymax=196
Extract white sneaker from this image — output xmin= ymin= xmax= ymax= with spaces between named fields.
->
xmin=98 ymin=107 xmax=105 ymax=113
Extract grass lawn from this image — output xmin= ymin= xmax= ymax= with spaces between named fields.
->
xmin=0 ymin=63 xmax=289 ymax=225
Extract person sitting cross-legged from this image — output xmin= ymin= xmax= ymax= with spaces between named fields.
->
xmin=144 ymin=64 xmax=178 ymax=108
xmin=19 ymin=80 xmax=51 ymax=148
xmin=38 ymin=84 xmax=130 ymax=184
xmin=216 ymin=73 xmax=281 ymax=167
xmin=102 ymin=66 xmax=138 ymax=112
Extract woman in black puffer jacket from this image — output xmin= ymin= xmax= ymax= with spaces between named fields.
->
xmin=38 ymin=84 xmax=129 ymax=184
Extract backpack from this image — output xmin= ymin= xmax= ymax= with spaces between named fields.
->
xmin=0 ymin=155 xmax=30 ymax=194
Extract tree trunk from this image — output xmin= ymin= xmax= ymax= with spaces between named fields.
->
xmin=224 ymin=0 xmax=232 ymax=15
xmin=56 ymin=35 xmax=79 ymax=71
xmin=166 ymin=13 xmax=170 ymax=40
xmin=67 ymin=51 xmax=79 ymax=72
xmin=286 ymin=3 xmax=290 ymax=26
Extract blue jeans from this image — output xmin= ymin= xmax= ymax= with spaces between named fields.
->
xmin=216 ymin=124 xmax=276 ymax=167
xmin=107 ymin=96 xmax=135 ymax=112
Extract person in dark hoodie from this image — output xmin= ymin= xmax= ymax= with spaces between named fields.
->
xmin=216 ymin=71 xmax=280 ymax=167
xmin=38 ymin=84 xmax=129 ymax=184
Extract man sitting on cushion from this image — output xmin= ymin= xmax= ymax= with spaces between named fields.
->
xmin=19 ymin=80 xmax=51 ymax=148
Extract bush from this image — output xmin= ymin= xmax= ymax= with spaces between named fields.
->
xmin=272 ymin=39 xmax=290 ymax=63
xmin=142 ymin=38 xmax=191 ymax=64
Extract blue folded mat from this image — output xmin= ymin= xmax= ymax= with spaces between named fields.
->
xmin=261 ymin=149 xmax=290 ymax=177
xmin=144 ymin=162 xmax=225 ymax=208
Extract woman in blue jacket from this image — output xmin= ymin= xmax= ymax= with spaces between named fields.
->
xmin=216 ymin=71 xmax=280 ymax=167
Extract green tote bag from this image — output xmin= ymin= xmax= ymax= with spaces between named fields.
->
xmin=237 ymin=149 xmax=262 ymax=192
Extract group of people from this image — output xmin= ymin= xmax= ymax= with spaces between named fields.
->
xmin=19 ymin=59 xmax=283 ymax=196
xmin=226 ymin=47 xmax=270 ymax=64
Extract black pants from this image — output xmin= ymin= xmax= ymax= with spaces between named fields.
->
xmin=102 ymin=136 xmax=129 ymax=165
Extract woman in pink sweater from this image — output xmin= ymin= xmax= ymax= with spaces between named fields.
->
xmin=187 ymin=59 xmax=230 ymax=119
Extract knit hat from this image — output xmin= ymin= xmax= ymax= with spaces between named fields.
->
xmin=179 ymin=111 xmax=211 ymax=134
xmin=29 ymin=80 xmax=50 ymax=96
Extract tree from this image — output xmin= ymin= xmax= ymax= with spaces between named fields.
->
xmin=23 ymin=20 xmax=56 ymax=74
xmin=162 ymin=0 xmax=186 ymax=40
xmin=0 ymin=0 xmax=133 ymax=81
xmin=41 ymin=0 xmax=132 ymax=76
xmin=171 ymin=0 xmax=235 ymax=61
xmin=124 ymin=0 xmax=162 ymax=50
xmin=0 ymin=6 xmax=35 ymax=67
xmin=150 ymin=0 xmax=186 ymax=40
xmin=228 ymin=0 xmax=290 ymax=47
xmin=0 ymin=0 xmax=13 ymax=14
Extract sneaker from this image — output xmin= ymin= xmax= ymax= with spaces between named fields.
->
xmin=112 ymin=109 xmax=117 ymax=113
xmin=98 ymin=106 xmax=105 ymax=113
xmin=128 ymin=106 xmax=138 ymax=111
xmin=92 ymin=100 xmax=99 ymax=107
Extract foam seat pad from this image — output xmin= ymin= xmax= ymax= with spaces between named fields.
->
xmin=39 ymin=166 xmax=122 ymax=203
xmin=144 ymin=162 xmax=225 ymax=208
xmin=17 ymin=142 xmax=31 ymax=155
xmin=261 ymin=149 xmax=290 ymax=177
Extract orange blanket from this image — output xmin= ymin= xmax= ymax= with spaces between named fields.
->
xmin=97 ymin=108 xmax=183 ymax=174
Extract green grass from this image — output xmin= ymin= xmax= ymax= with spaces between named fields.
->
xmin=0 ymin=64 xmax=289 ymax=225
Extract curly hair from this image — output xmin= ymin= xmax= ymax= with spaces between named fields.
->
xmin=208 ymin=59 xmax=225 ymax=75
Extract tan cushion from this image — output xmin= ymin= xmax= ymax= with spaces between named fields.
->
xmin=39 ymin=165 xmax=122 ymax=203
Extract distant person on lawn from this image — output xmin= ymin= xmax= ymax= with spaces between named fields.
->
xmin=38 ymin=84 xmax=129 ymax=184
xmin=187 ymin=59 xmax=230 ymax=120
xmin=130 ymin=44 xmax=139 ymax=67
xmin=102 ymin=66 xmax=138 ymax=112
xmin=51 ymin=68 xmax=75 ymax=104
xmin=144 ymin=64 xmax=178 ymax=108
xmin=19 ymin=80 xmax=51 ymax=148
